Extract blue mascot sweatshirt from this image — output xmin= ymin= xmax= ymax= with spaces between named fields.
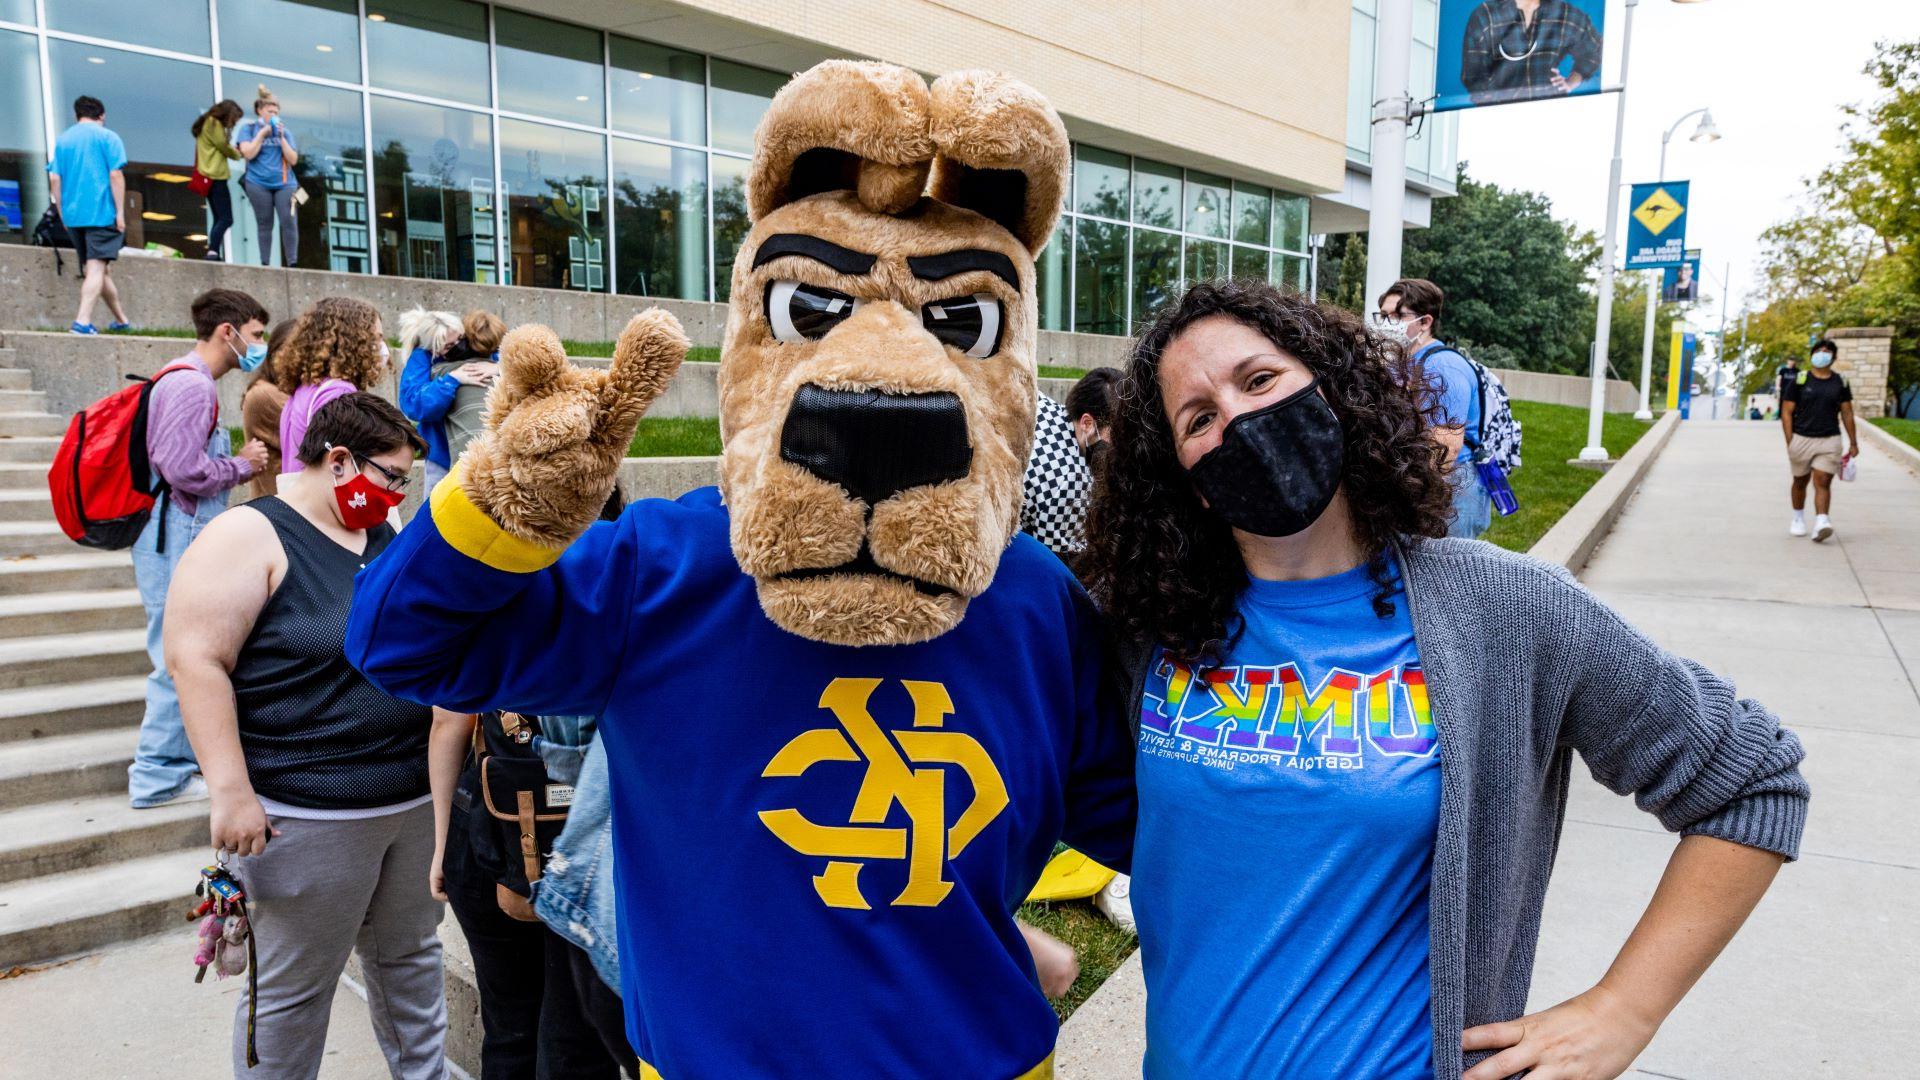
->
xmin=345 ymin=478 xmax=1136 ymax=1079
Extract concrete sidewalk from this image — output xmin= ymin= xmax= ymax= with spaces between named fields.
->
xmin=1060 ymin=419 xmax=1919 ymax=1078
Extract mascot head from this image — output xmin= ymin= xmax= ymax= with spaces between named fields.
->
xmin=717 ymin=61 xmax=1069 ymax=647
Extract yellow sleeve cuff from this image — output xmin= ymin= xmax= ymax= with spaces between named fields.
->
xmin=428 ymin=463 xmax=567 ymax=573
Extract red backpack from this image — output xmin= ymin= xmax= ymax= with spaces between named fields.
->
xmin=48 ymin=363 xmax=212 ymax=552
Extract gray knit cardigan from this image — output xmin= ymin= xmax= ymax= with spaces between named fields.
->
xmin=1118 ymin=538 xmax=1809 ymax=1079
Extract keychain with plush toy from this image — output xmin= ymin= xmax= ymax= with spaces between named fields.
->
xmin=348 ymin=60 xmax=1134 ymax=1078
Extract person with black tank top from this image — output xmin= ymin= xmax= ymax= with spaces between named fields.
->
xmin=168 ymin=392 xmax=450 ymax=1080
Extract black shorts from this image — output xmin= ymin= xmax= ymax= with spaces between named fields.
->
xmin=67 ymin=226 xmax=125 ymax=263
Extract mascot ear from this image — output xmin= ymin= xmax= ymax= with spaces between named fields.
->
xmin=748 ymin=60 xmax=935 ymax=221
xmin=927 ymin=70 xmax=1070 ymax=256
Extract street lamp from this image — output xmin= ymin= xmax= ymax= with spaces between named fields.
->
xmin=1578 ymin=0 xmax=1714 ymax=464
xmin=1633 ymin=107 xmax=1722 ymax=420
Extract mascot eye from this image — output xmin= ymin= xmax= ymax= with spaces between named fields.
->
xmin=921 ymin=294 xmax=1003 ymax=358
xmin=767 ymin=280 xmax=861 ymax=342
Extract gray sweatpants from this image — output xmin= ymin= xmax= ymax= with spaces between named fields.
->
xmin=232 ymin=802 xmax=447 ymax=1079
xmin=243 ymin=180 xmax=298 ymax=266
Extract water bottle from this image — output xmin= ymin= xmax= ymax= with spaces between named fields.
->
xmin=1474 ymin=452 xmax=1519 ymax=517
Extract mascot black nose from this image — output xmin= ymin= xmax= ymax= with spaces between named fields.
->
xmin=780 ymin=385 xmax=973 ymax=505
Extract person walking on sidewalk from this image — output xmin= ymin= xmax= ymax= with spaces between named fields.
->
xmin=167 ymin=393 xmax=447 ymax=1079
xmin=126 ymin=288 xmax=272 ymax=808
xmin=1376 ymin=278 xmax=1488 ymax=538
xmin=191 ymin=99 xmax=244 ymax=261
xmin=47 ymin=95 xmax=132 ymax=335
xmin=1782 ymin=337 xmax=1857 ymax=542
xmin=234 ymin=86 xmax=300 ymax=267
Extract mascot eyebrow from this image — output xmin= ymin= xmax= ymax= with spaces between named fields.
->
xmin=752 ymin=233 xmax=1020 ymax=291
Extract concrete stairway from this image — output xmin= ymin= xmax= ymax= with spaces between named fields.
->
xmin=0 ymin=360 xmax=203 ymax=969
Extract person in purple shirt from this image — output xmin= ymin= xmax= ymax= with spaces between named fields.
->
xmin=271 ymin=296 xmax=390 ymax=473
xmin=127 ymin=289 xmax=272 ymax=808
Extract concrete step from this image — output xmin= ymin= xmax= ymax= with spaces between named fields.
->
xmin=0 ymin=588 xmax=144 ymax=638
xmin=0 ymin=367 xmax=31 ymax=391
xmin=0 ymin=461 xmax=53 ymax=490
xmin=0 ymin=727 xmax=135 ymax=811
xmin=0 ymin=413 xmax=67 ymax=439
xmin=0 ymin=628 xmax=149 ymax=691
xmin=0 ymin=521 xmax=88 ymax=558
xmin=0 ymin=848 xmax=203 ymax=967
xmin=0 ymin=551 xmax=135 ymax=595
xmin=0 ymin=791 xmax=205 ymax=885
xmin=0 ymin=489 xmax=52 ymax=523
xmin=0 ymin=390 xmax=46 ymax=414
xmin=0 ymin=675 xmax=147 ymax=742
xmin=0 ymin=436 xmax=61 ymax=463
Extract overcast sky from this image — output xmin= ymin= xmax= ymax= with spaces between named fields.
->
xmin=1454 ymin=0 xmax=1920 ymax=322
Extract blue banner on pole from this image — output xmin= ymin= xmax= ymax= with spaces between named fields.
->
xmin=1661 ymin=250 xmax=1702 ymax=302
xmin=1625 ymin=181 xmax=1690 ymax=270
xmin=1433 ymin=0 xmax=1607 ymax=113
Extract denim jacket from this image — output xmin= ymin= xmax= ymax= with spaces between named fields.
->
xmin=529 ymin=716 xmax=621 ymax=994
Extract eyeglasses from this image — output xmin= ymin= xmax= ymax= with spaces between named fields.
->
xmin=329 ymin=443 xmax=411 ymax=492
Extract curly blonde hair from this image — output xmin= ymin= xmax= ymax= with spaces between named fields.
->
xmin=272 ymin=296 xmax=386 ymax=393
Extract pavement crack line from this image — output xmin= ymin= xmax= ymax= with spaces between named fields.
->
xmin=1832 ymin=529 xmax=1920 ymax=710
xmin=1562 ymin=815 xmax=1919 ymax=872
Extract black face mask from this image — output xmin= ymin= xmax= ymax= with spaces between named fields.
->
xmin=1187 ymin=377 xmax=1344 ymax=537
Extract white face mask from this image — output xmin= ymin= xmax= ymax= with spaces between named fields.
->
xmin=378 ymin=340 xmax=391 ymax=365
xmin=1810 ymin=351 xmax=1834 ymax=369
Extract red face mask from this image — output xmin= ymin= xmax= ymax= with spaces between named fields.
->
xmin=333 ymin=465 xmax=406 ymax=530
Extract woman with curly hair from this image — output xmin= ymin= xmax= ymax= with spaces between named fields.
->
xmin=274 ymin=296 xmax=391 ymax=474
xmin=1084 ymin=280 xmax=1807 ymax=1080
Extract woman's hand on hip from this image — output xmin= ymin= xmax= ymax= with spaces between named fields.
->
xmin=429 ymin=843 xmax=448 ymax=902
xmin=1461 ymin=983 xmax=1658 ymax=1080
xmin=208 ymin=788 xmax=279 ymax=857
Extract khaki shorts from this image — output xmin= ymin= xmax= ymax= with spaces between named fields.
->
xmin=1789 ymin=434 xmax=1845 ymax=477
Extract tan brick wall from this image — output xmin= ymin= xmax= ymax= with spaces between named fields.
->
xmin=1829 ymin=327 xmax=1893 ymax=420
xmin=562 ymin=0 xmax=1350 ymax=193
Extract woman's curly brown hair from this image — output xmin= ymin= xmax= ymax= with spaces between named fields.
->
xmin=1082 ymin=280 xmax=1455 ymax=665
xmin=272 ymin=296 xmax=386 ymax=393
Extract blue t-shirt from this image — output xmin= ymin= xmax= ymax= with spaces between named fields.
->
xmin=345 ymin=486 xmax=1138 ymax=1078
xmin=1133 ymin=557 xmax=1441 ymax=1080
xmin=48 ymin=122 xmax=126 ymax=228
xmin=233 ymin=118 xmax=297 ymax=190
xmin=1418 ymin=342 xmax=1481 ymax=467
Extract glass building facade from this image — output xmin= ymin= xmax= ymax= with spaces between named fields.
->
xmin=0 ymin=0 xmax=1317 ymax=334
xmin=1348 ymin=0 xmax=1459 ymax=188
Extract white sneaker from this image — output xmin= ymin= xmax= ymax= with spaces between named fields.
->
xmin=137 ymin=775 xmax=209 ymax=809
xmin=1094 ymin=873 xmax=1135 ymax=931
xmin=1812 ymin=515 xmax=1834 ymax=543
xmin=1789 ymin=515 xmax=1807 ymax=537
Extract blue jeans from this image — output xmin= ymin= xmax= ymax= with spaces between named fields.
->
xmin=1448 ymin=466 xmax=1492 ymax=539
xmin=127 ymin=475 xmax=230 ymax=806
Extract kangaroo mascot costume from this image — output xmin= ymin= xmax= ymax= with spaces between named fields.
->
xmin=348 ymin=61 xmax=1134 ymax=1078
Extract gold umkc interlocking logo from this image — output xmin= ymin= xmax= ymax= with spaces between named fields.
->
xmin=759 ymin=678 xmax=1008 ymax=910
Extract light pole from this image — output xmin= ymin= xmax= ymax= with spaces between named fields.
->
xmin=1363 ymin=0 xmax=1415 ymax=311
xmin=1635 ymin=107 xmax=1721 ymax=419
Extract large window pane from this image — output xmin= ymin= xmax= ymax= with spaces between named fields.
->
xmin=501 ymin=119 xmax=606 ymax=291
xmin=1232 ymin=183 xmax=1271 ymax=246
xmin=1036 ymin=217 xmax=1069 ymax=333
xmin=1272 ymin=252 xmax=1309 ymax=292
xmin=48 ymin=0 xmax=207 ymax=55
xmin=496 ymin=9 xmax=603 ymax=127
xmin=370 ymin=96 xmax=495 ymax=283
xmin=710 ymin=61 xmax=784 ymax=156
xmin=218 ymin=0 xmax=359 ymax=83
xmin=1074 ymin=145 xmax=1128 ymax=221
xmin=1073 ymin=218 xmax=1125 ymax=336
xmin=366 ymin=0 xmax=489 ymax=107
xmin=611 ymin=37 xmax=705 ymax=145
xmin=0 ymin=1 xmax=32 ymax=24
xmin=0 ymin=30 xmax=48 ymax=246
xmin=1185 ymin=171 xmax=1229 ymax=239
xmin=222 ymin=73 xmax=366 ymax=272
xmin=1184 ymin=238 xmax=1226 ymax=284
xmin=1273 ymin=194 xmax=1309 ymax=252
xmin=1132 ymin=157 xmax=1179 ymax=229
xmin=1132 ymin=228 xmax=1180 ymax=332
xmin=613 ymin=139 xmax=707 ymax=301
xmin=47 ymin=41 xmax=212 ymax=256
xmin=710 ymin=154 xmax=751 ymax=301
xmin=1229 ymin=245 xmax=1268 ymax=283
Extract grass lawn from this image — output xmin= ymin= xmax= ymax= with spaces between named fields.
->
xmin=1480 ymin=400 xmax=1655 ymax=553
xmin=563 ymin=340 xmax=721 ymax=364
xmin=1870 ymin=416 xmax=1920 ymax=453
xmin=1017 ymin=899 xmax=1138 ymax=1021
xmin=1038 ymin=364 xmax=1090 ymax=380
xmin=628 ymin=417 xmax=722 ymax=457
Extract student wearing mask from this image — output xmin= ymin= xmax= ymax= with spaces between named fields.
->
xmin=234 ymin=86 xmax=301 ymax=267
xmin=1375 ymin=278 xmax=1489 ymax=538
xmin=273 ymin=296 xmax=390 ymax=471
xmin=1781 ymin=338 xmax=1857 ymax=542
xmin=126 ymin=289 xmax=272 ymax=809
xmin=168 ymin=393 xmax=447 ymax=1079
xmin=1085 ymin=280 xmax=1808 ymax=1080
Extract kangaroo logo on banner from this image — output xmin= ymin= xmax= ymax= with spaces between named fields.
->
xmin=1626 ymin=181 xmax=1690 ymax=269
